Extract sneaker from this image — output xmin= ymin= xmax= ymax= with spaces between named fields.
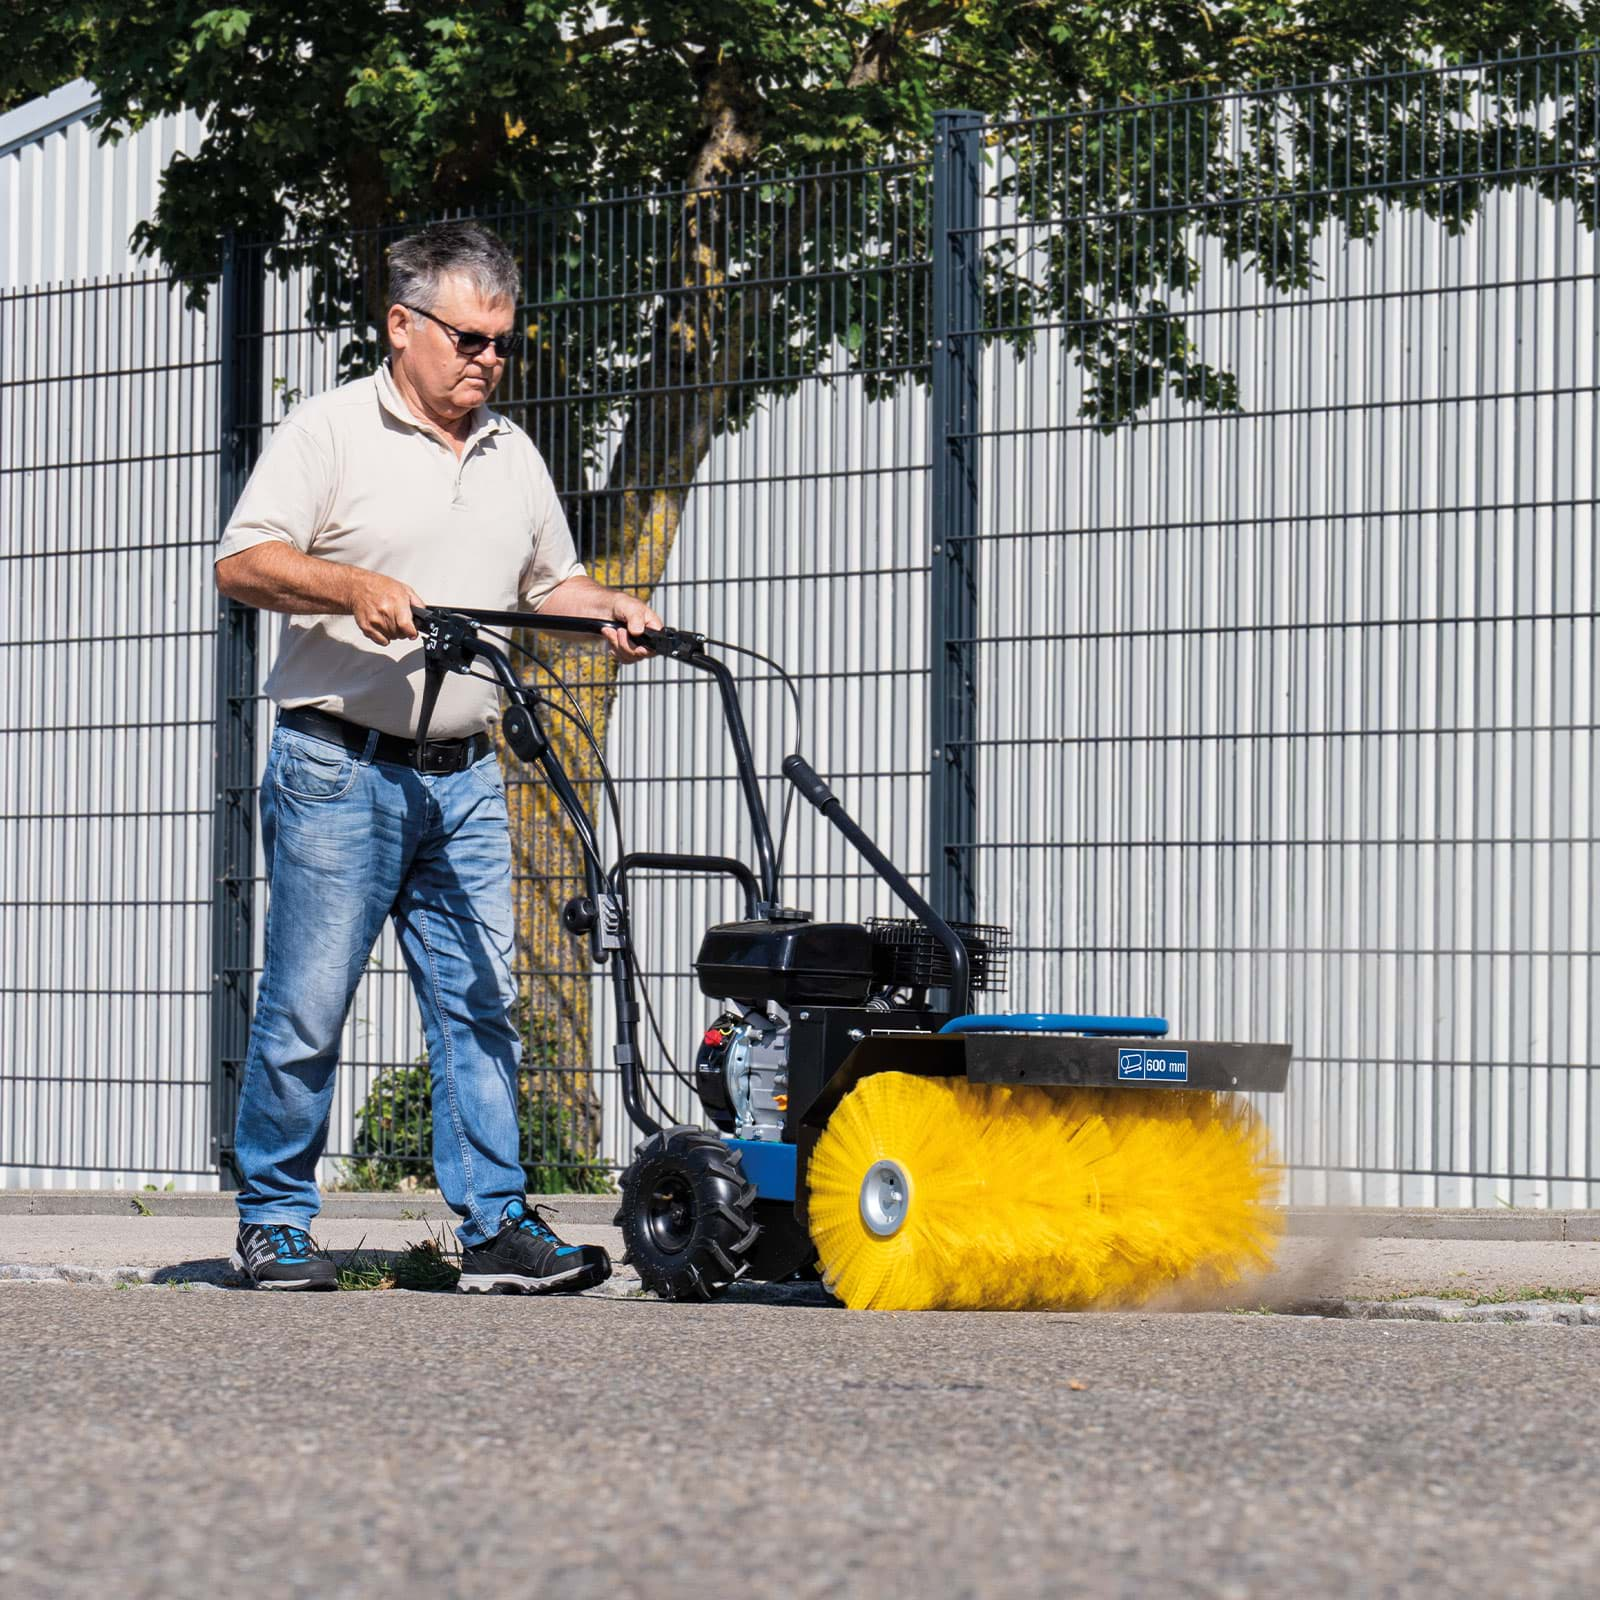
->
xmin=457 ymin=1199 xmax=612 ymax=1295
xmin=231 ymin=1222 xmax=337 ymax=1291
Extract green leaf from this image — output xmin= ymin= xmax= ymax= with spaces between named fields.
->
xmin=193 ymin=8 xmax=252 ymax=49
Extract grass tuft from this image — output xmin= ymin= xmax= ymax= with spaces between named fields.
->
xmin=1414 ymin=1284 xmax=1595 ymax=1307
xmin=333 ymin=1225 xmax=461 ymax=1293
xmin=335 ymin=1235 xmax=393 ymax=1291
xmin=393 ymin=1234 xmax=461 ymax=1292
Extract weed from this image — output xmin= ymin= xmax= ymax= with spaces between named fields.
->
xmin=393 ymin=1233 xmax=460 ymax=1293
xmin=333 ymin=1224 xmax=461 ymax=1292
xmin=1417 ymin=1284 xmax=1594 ymax=1307
xmin=335 ymin=1235 xmax=392 ymax=1291
xmin=129 ymin=1196 xmax=153 ymax=1218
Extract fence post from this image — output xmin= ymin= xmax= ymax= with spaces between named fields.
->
xmin=929 ymin=109 xmax=984 ymax=927
xmin=210 ymin=234 xmax=264 ymax=1186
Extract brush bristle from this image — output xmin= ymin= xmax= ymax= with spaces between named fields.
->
xmin=806 ymin=1072 xmax=1280 ymax=1312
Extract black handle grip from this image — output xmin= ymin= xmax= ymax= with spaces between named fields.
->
xmin=638 ymin=626 xmax=704 ymax=660
xmin=782 ymin=754 xmax=836 ymax=810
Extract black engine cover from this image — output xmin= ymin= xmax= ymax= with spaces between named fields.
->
xmin=694 ymin=919 xmax=874 ymax=1007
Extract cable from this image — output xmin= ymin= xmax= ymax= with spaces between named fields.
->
xmin=701 ymin=637 xmax=806 ymax=881
xmin=460 ymin=619 xmax=800 ymax=1125
xmin=634 ymin=952 xmax=698 ymax=1096
xmin=474 ymin=624 xmax=700 ymax=1111
xmin=472 ymin=625 xmax=627 ymax=863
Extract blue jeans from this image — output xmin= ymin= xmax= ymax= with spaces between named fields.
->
xmin=234 ymin=721 xmax=525 ymax=1247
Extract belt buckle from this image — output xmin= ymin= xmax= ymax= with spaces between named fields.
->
xmin=419 ymin=741 xmax=458 ymax=775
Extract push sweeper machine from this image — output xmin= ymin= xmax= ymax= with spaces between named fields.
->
xmin=412 ymin=605 xmax=1291 ymax=1311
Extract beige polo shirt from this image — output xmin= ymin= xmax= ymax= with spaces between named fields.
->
xmin=216 ymin=362 xmax=585 ymax=738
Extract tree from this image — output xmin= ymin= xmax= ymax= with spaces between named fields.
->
xmin=8 ymin=1 xmax=1598 ymax=1096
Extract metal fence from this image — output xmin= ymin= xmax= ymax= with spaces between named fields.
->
xmin=4 ymin=46 xmax=1597 ymax=1203
xmin=952 ymin=52 xmax=1600 ymax=1205
xmin=1 ymin=273 xmax=220 ymax=1184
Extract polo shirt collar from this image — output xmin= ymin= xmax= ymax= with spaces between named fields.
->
xmin=376 ymin=358 xmax=511 ymax=449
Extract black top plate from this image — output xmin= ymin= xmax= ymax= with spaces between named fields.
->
xmin=961 ymin=1034 xmax=1291 ymax=1094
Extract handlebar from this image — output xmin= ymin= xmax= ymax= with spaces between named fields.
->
xmin=410 ymin=604 xmax=704 ymax=660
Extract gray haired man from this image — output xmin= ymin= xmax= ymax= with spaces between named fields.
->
xmin=215 ymin=220 xmax=659 ymax=1290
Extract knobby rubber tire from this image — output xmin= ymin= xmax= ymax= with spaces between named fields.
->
xmin=614 ymin=1126 xmax=760 ymax=1301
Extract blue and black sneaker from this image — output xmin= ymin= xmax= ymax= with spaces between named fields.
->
xmin=458 ymin=1199 xmax=612 ymax=1295
xmin=231 ymin=1222 xmax=337 ymax=1291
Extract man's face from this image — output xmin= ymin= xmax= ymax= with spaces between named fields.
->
xmin=387 ymin=273 xmax=516 ymax=420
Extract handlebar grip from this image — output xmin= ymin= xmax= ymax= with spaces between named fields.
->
xmin=639 ymin=626 xmax=702 ymax=660
xmin=782 ymin=754 xmax=836 ymax=810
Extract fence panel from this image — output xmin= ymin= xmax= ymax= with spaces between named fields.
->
xmin=0 ymin=273 xmax=220 ymax=1186
xmin=951 ymin=51 xmax=1600 ymax=1205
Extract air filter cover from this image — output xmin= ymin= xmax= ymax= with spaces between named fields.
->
xmin=694 ymin=919 xmax=875 ymax=1006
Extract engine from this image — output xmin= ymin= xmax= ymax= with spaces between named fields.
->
xmin=694 ymin=1006 xmax=790 ymax=1142
xmin=688 ymin=914 xmax=1009 ymax=1142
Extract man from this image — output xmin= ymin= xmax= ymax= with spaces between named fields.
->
xmin=214 ymin=220 xmax=659 ymax=1292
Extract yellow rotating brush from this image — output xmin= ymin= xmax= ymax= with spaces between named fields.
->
xmin=806 ymin=1072 xmax=1279 ymax=1312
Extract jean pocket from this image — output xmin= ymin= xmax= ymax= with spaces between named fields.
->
xmin=468 ymin=751 xmax=507 ymax=798
xmin=273 ymin=732 xmax=360 ymax=802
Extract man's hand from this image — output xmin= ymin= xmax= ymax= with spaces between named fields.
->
xmin=535 ymin=574 xmax=665 ymax=662
xmin=346 ymin=568 xmax=424 ymax=644
xmin=599 ymin=592 xmax=664 ymax=663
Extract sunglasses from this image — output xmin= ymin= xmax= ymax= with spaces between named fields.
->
xmin=402 ymin=303 xmax=522 ymax=360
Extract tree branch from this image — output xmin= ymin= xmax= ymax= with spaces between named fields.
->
xmin=566 ymin=22 xmax=646 ymax=60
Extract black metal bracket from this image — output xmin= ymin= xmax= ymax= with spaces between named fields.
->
xmin=414 ymin=607 xmax=483 ymax=760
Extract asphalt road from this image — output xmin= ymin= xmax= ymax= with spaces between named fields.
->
xmin=1 ymin=1285 xmax=1596 ymax=1599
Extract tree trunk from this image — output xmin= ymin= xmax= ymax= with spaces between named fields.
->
xmin=507 ymin=58 xmax=772 ymax=1147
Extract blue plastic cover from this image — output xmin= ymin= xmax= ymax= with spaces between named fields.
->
xmin=938 ymin=1012 xmax=1169 ymax=1039
xmin=724 ymin=1137 xmax=797 ymax=1202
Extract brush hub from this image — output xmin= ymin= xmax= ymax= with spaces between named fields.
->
xmin=859 ymin=1159 xmax=911 ymax=1237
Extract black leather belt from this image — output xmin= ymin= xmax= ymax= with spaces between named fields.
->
xmin=278 ymin=707 xmax=493 ymax=775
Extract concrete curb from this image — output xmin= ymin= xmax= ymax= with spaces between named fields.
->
xmin=5 ymin=1191 xmax=1600 ymax=1239
xmin=1281 ymin=1208 xmax=1600 ymax=1242
xmin=0 ymin=1191 xmax=618 ymax=1224
xmin=1282 ymin=1295 xmax=1600 ymax=1326
xmin=0 ymin=1258 xmax=837 ymax=1306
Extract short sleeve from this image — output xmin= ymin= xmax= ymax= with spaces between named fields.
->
xmin=215 ymin=418 xmax=333 ymax=563
xmin=519 ymin=452 xmax=587 ymax=610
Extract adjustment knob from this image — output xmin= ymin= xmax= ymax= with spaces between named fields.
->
xmin=563 ymin=895 xmax=598 ymax=936
xmin=502 ymin=704 xmax=546 ymax=761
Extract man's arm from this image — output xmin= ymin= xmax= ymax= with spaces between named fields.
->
xmin=537 ymin=573 xmax=663 ymax=663
xmin=215 ymin=543 xmax=423 ymax=644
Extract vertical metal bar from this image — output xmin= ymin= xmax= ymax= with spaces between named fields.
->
xmin=929 ymin=108 xmax=984 ymax=925
xmin=209 ymin=234 xmax=264 ymax=1186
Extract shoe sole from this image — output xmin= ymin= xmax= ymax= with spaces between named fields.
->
xmin=457 ymin=1262 xmax=611 ymax=1295
xmin=229 ymin=1250 xmax=337 ymax=1291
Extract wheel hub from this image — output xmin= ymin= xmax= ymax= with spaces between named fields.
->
xmin=859 ymin=1159 xmax=911 ymax=1237
xmin=644 ymin=1172 xmax=696 ymax=1255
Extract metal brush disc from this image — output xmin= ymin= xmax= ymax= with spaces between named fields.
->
xmin=859 ymin=1159 xmax=911 ymax=1237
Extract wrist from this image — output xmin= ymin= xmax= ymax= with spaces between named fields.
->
xmin=340 ymin=565 xmax=369 ymax=613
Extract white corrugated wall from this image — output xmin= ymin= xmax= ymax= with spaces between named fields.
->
xmin=1 ymin=88 xmax=219 ymax=1188
xmin=3 ymin=74 xmax=1593 ymax=1203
